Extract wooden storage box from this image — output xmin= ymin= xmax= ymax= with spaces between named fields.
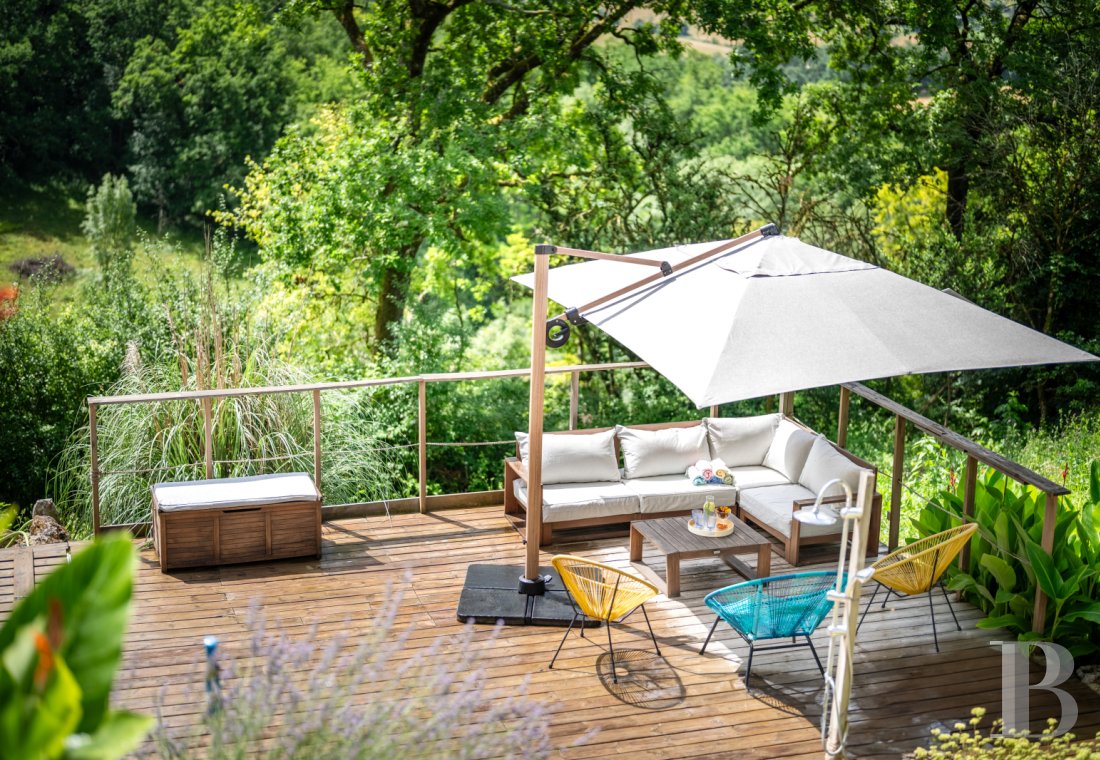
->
xmin=152 ymin=473 xmax=321 ymax=572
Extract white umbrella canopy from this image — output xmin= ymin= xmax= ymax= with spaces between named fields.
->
xmin=514 ymin=234 xmax=1097 ymax=407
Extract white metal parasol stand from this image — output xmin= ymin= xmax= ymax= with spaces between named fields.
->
xmin=793 ymin=471 xmax=877 ymax=758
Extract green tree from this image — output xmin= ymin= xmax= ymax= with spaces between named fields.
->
xmin=113 ymin=1 xmax=305 ymax=223
xmin=81 ymin=174 xmax=137 ymax=281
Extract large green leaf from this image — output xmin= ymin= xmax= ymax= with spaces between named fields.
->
xmin=1062 ymin=602 xmax=1100 ymax=624
xmin=63 ymin=710 xmax=154 ymax=760
xmin=0 ymin=536 xmax=134 ymax=734
xmin=1024 ymin=541 xmax=1064 ymax=602
xmin=976 ymin=613 xmax=1028 ymax=631
xmin=980 ymin=554 xmax=1016 ymax=592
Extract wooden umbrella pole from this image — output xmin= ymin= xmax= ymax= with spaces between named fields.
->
xmin=524 ymin=247 xmax=551 ymax=582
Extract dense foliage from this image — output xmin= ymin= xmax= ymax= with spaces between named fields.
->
xmin=1 ymin=2 xmax=1097 ymax=542
xmin=912 ymin=464 xmax=1100 ymax=658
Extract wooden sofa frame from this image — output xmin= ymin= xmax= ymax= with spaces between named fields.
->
xmin=503 ymin=417 xmax=882 ymax=565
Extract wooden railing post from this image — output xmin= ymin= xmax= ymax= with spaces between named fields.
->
xmin=961 ymin=455 xmax=977 ymax=571
xmin=569 ymin=370 xmax=580 ymax=430
xmin=889 ymin=413 xmax=906 ymax=551
xmin=312 ymin=389 xmax=322 ymax=493
xmin=89 ymin=402 xmax=101 ymax=536
xmin=201 ymin=397 xmax=214 ymax=478
xmin=779 ymin=391 xmax=795 ymax=417
xmin=709 ymin=404 xmax=719 ymax=418
xmin=837 ymin=385 xmax=850 ymax=448
xmin=1033 ymin=492 xmax=1059 ymax=633
xmin=418 ymin=379 xmax=428 ymax=513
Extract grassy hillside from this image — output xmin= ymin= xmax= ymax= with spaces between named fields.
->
xmin=0 ymin=184 xmax=213 ymax=303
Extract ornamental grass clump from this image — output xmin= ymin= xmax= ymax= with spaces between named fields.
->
xmin=914 ymin=707 xmax=1100 ymax=759
xmin=148 ymin=590 xmax=554 ymax=760
xmin=51 ymin=297 xmax=400 ymax=535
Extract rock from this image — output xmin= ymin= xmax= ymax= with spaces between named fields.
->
xmin=32 ymin=498 xmax=58 ymax=520
xmin=29 ymin=514 xmax=68 ymax=545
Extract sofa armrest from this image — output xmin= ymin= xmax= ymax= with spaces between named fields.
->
xmin=791 ymin=493 xmax=850 ymax=511
xmin=504 ymin=457 xmax=527 ymax=515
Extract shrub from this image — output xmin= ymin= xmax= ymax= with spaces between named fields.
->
xmin=914 ymin=707 xmax=1100 ymax=759
xmin=148 ymin=592 xmax=554 ymax=759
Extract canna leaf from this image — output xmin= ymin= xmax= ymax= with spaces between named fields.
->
xmin=1062 ymin=602 xmax=1100 ymax=624
xmin=976 ymin=614 xmax=1028 ymax=631
xmin=1024 ymin=542 xmax=1064 ymax=601
xmin=980 ymin=554 xmax=1016 ymax=592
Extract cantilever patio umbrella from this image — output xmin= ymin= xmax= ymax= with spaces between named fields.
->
xmin=514 ymin=228 xmax=1096 ymax=408
xmin=512 ymin=224 xmax=1096 ymax=755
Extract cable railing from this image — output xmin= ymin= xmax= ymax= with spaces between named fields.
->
xmin=85 ymin=368 xmax=1070 ymax=634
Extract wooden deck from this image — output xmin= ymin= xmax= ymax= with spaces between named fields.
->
xmin=4 ymin=506 xmax=1099 ymax=758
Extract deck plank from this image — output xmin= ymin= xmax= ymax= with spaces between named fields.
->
xmin=1 ymin=507 xmax=1098 ymax=758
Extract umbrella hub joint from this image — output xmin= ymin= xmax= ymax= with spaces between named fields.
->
xmin=660 ymin=261 xmax=673 ymax=276
xmin=534 ymin=243 xmax=557 ymax=255
xmin=565 ymin=307 xmax=587 ymax=326
xmin=761 ymin=223 xmax=780 ymax=236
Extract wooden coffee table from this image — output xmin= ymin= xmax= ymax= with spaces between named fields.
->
xmin=629 ymin=516 xmax=773 ymax=597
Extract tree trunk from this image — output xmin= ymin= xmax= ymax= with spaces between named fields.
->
xmin=373 ymin=264 xmax=412 ymax=346
xmin=945 ymin=162 xmax=968 ymax=242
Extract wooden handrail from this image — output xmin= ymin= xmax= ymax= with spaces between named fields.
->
xmin=843 ymin=382 xmax=1069 ymax=496
xmin=88 ymin=362 xmax=649 ymax=405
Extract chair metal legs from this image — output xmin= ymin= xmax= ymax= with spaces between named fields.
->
xmin=549 ymin=611 xmax=579 ymax=670
xmin=641 ymin=604 xmax=661 ymax=656
xmin=700 ymin=616 xmax=722 ymax=654
xmin=857 ymin=579 xmax=960 ymax=653
xmin=551 ymin=605 xmax=660 ymax=683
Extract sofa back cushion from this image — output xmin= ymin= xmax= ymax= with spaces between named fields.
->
xmin=799 ymin=436 xmax=869 ymax=499
xmin=616 ymin=424 xmax=709 ymax=479
xmin=515 ymin=429 xmax=621 ymax=485
xmin=705 ymin=414 xmax=781 ymax=467
xmin=761 ymin=419 xmax=816 ymax=482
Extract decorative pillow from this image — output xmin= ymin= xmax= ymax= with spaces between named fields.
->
xmin=799 ymin=436 xmax=868 ymax=500
xmin=761 ymin=419 xmax=816 ymax=482
xmin=514 ymin=430 xmax=620 ymax=485
xmin=705 ymin=414 xmax=781 ymax=467
xmin=616 ymin=424 xmax=709 ymax=479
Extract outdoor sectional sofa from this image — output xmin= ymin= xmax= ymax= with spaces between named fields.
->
xmin=504 ymin=414 xmax=882 ymax=565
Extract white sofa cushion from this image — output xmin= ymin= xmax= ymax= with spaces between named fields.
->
xmin=739 ymin=484 xmax=843 ymax=538
xmin=762 ymin=420 xmax=816 ymax=482
xmin=515 ymin=429 xmax=620 ymax=485
xmin=727 ymin=465 xmax=790 ymax=490
xmin=616 ymin=424 xmax=709 ymax=479
xmin=623 ymin=475 xmax=738 ymax=514
xmin=705 ymin=414 xmax=781 ymax=467
xmin=799 ymin=436 xmax=869 ymax=500
xmin=512 ymin=479 xmax=639 ymax=523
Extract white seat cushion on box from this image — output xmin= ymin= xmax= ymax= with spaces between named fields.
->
xmin=799 ymin=436 xmax=869 ymax=499
xmin=623 ymin=475 xmax=738 ymax=514
xmin=705 ymin=414 xmax=780 ymax=467
xmin=727 ymin=465 xmax=790 ymax=490
xmin=762 ymin=420 xmax=816 ymax=483
xmin=512 ymin=479 xmax=639 ymax=523
xmin=153 ymin=472 xmax=319 ymax=512
xmin=739 ymin=483 xmax=843 ymax=538
xmin=515 ymin=429 xmax=620 ymax=485
xmin=616 ymin=424 xmax=709 ymax=478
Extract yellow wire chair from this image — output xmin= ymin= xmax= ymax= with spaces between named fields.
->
xmin=549 ymin=555 xmax=662 ymax=683
xmin=857 ymin=522 xmax=978 ymax=651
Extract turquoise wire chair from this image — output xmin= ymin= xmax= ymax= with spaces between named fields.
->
xmin=700 ymin=571 xmax=839 ymax=688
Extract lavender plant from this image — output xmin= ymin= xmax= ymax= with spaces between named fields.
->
xmin=149 ymin=588 xmax=552 ymax=759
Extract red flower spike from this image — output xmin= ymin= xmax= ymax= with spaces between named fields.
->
xmin=34 ymin=632 xmax=54 ymax=690
xmin=1062 ymin=463 xmax=1069 ymax=485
